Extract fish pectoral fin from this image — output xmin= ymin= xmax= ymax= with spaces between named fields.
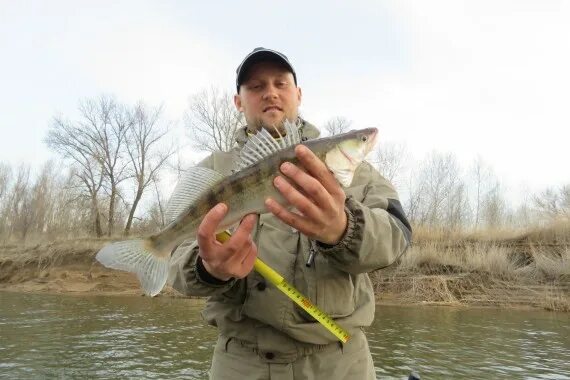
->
xmin=95 ymin=239 xmax=170 ymax=297
xmin=165 ymin=167 xmax=225 ymax=225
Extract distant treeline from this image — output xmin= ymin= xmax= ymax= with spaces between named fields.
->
xmin=0 ymin=90 xmax=568 ymax=243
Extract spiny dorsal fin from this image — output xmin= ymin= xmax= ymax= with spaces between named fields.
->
xmin=236 ymin=119 xmax=301 ymax=170
xmin=165 ymin=167 xmax=224 ymax=225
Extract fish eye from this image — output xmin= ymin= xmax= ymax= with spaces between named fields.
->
xmin=361 ymin=135 xmax=368 ymax=142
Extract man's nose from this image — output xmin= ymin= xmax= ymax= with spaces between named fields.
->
xmin=262 ymin=84 xmax=278 ymax=100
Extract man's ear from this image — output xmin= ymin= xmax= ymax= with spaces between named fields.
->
xmin=234 ymin=94 xmax=243 ymax=112
xmin=297 ymin=87 xmax=302 ymax=104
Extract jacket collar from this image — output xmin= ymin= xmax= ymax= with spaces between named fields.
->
xmin=235 ymin=118 xmax=320 ymax=147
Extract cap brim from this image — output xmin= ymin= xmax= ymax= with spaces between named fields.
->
xmin=236 ymin=50 xmax=296 ymax=90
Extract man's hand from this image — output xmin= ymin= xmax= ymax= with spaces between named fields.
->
xmin=197 ymin=203 xmax=258 ymax=281
xmin=265 ymin=145 xmax=348 ymax=245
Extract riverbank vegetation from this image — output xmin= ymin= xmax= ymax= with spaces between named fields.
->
xmin=372 ymin=221 xmax=570 ymax=311
xmin=0 ymin=221 xmax=568 ymax=311
xmin=0 ymin=92 xmax=569 ymax=310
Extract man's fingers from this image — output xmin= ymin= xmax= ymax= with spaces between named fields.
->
xmin=279 ymin=162 xmax=333 ymax=209
xmin=265 ymin=197 xmax=312 ymax=235
xmin=229 ymin=214 xmax=257 ymax=246
xmin=197 ymin=203 xmax=228 ymax=246
xmin=237 ymin=245 xmax=258 ymax=278
xmin=273 ymin=176 xmax=321 ymax=220
xmin=224 ymin=223 xmax=257 ymax=278
xmin=211 ymin=214 xmax=256 ymax=261
xmin=240 ymin=213 xmax=258 ymax=231
xmin=295 ymin=145 xmax=341 ymax=195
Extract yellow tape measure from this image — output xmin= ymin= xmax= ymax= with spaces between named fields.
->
xmin=216 ymin=231 xmax=350 ymax=343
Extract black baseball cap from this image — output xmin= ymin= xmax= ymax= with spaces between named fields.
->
xmin=235 ymin=47 xmax=297 ymax=92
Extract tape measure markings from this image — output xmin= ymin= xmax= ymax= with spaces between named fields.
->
xmin=216 ymin=231 xmax=350 ymax=343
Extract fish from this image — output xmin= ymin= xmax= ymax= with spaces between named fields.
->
xmin=95 ymin=121 xmax=378 ymax=296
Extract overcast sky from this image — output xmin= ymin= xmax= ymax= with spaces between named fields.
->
xmin=1 ymin=0 xmax=568 ymax=203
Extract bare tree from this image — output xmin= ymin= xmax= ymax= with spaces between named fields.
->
xmin=46 ymin=168 xmax=93 ymax=239
xmin=407 ymin=152 xmax=467 ymax=227
xmin=123 ymin=102 xmax=174 ymax=236
xmin=80 ymin=97 xmax=131 ymax=235
xmin=533 ymin=184 xmax=570 ymax=221
xmin=135 ymin=178 xmax=169 ymax=234
xmin=0 ymin=163 xmax=12 ymax=239
xmin=444 ymin=181 xmax=471 ymax=230
xmin=46 ymin=103 xmax=109 ymax=237
xmin=405 ymin=167 xmax=425 ymax=225
xmin=6 ymin=164 xmax=33 ymax=241
xmin=510 ymin=201 xmax=534 ymax=229
xmin=28 ymin=161 xmax=57 ymax=237
xmin=323 ymin=116 xmax=352 ymax=136
xmin=371 ymin=141 xmax=408 ymax=187
xmin=185 ymin=87 xmax=244 ymax=152
xmin=0 ymin=163 xmax=10 ymax=200
xmin=152 ymin=177 xmax=167 ymax=229
xmin=470 ymin=156 xmax=495 ymax=228
xmin=481 ymin=183 xmax=507 ymax=228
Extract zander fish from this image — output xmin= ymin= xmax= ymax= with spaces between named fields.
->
xmin=95 ymin=121 xmax=378 ymax=296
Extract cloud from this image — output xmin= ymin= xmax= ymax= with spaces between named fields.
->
xmin=303 ymin=1 xmax=570 ymax=195
xmin=1 ymin=0 xmax=568 ymax=197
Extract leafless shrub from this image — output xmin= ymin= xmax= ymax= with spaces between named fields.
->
xmin=46 ymin=95 xmax=174 ymax=238
xmin=406 ymin=152 xmax=470 ymax=228
xmin=123 ymin=102 xmax=174 ymax=236
xmin=533 ymin=185 xmax=570 ymax=222
xmin=7 ymin=164 xmax=33 ymax=241
xmin=371 ymin=141 xmax=409 ymax=187
xmin=0 ymin=163 xmax=12 ymax=239
xmin=185 ymin=87 xmax=243 ymax=153
xmin=323 ymin=116 xmax=352 ymax=136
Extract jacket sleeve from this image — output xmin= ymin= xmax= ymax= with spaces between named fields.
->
xmin=316 ymin=162 xmax=412 ymax=274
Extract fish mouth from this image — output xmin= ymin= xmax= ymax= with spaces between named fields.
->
xmin=370 ymin=129 xmax=378 ymax=144
xmin=263 ymin=105 xmax=283 ymax=112
xmin=370 ymin=128 xmax=378 ymax=143
xmin=338 ymin=146 xmax=356 ymax=165
xmin=367 ymin=129 xmax=378 ymax=153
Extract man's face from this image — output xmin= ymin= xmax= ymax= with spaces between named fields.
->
xmin=234 ymin=60 xmax=302 ymax=133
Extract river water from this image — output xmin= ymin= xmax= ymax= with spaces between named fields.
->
xmin=0 ymin=292 xmax=568 ymax=379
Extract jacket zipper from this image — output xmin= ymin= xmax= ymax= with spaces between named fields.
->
xmin=306 ymin=239 xmax=317 ymax=267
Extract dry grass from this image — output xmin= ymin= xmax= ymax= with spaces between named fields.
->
xmin=400 ymin=221 xmax=570 ymax=281
xmin=1 ymin=224 xmax=569 ymax=311
xmin=0 ymin=238 xmax=110 ymax=283
xmin=398 ymin=242 xmax=519 ymax=278
xmin=373 ymin=221 xmax=570 ymax=311
xmin=520 ymin=219 xmax=570 ymax=244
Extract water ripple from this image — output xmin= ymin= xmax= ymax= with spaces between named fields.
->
xmin=1 ymin=293 xmax=568 ymax=379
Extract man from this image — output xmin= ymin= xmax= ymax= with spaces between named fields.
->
xmin=171 ymin=47 xmax=412 ymax=380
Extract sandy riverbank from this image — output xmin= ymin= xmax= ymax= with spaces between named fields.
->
xmin=1 ymin=237 xmax=568 ymax=311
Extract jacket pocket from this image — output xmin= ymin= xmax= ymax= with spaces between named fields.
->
xmin=314 ymin=252 xmax=356 ymax=318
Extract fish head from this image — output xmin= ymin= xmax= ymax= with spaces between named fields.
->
xmin=325 ymin=128 xmax=378 ymax=187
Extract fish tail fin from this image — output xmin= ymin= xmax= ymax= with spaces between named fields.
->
xmin=95 ymin=239 xmax=170 ymax=297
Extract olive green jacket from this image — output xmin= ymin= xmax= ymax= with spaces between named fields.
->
xmin=171 ymin=120 xmax=411 ymax=351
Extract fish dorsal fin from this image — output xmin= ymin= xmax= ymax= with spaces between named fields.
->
xmin=237 ymin=119 xmax=301 ymax=169
xmin=165 ymin=167 xmax=224 ymax=224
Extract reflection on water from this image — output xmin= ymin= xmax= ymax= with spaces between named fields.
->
xmin=0 ymin=294 xmax=216 ymax=379
xmin=369 ymin=306 xmax=569 ymax=379
xmin=0 ymin=292 xmax=568 ymax=379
